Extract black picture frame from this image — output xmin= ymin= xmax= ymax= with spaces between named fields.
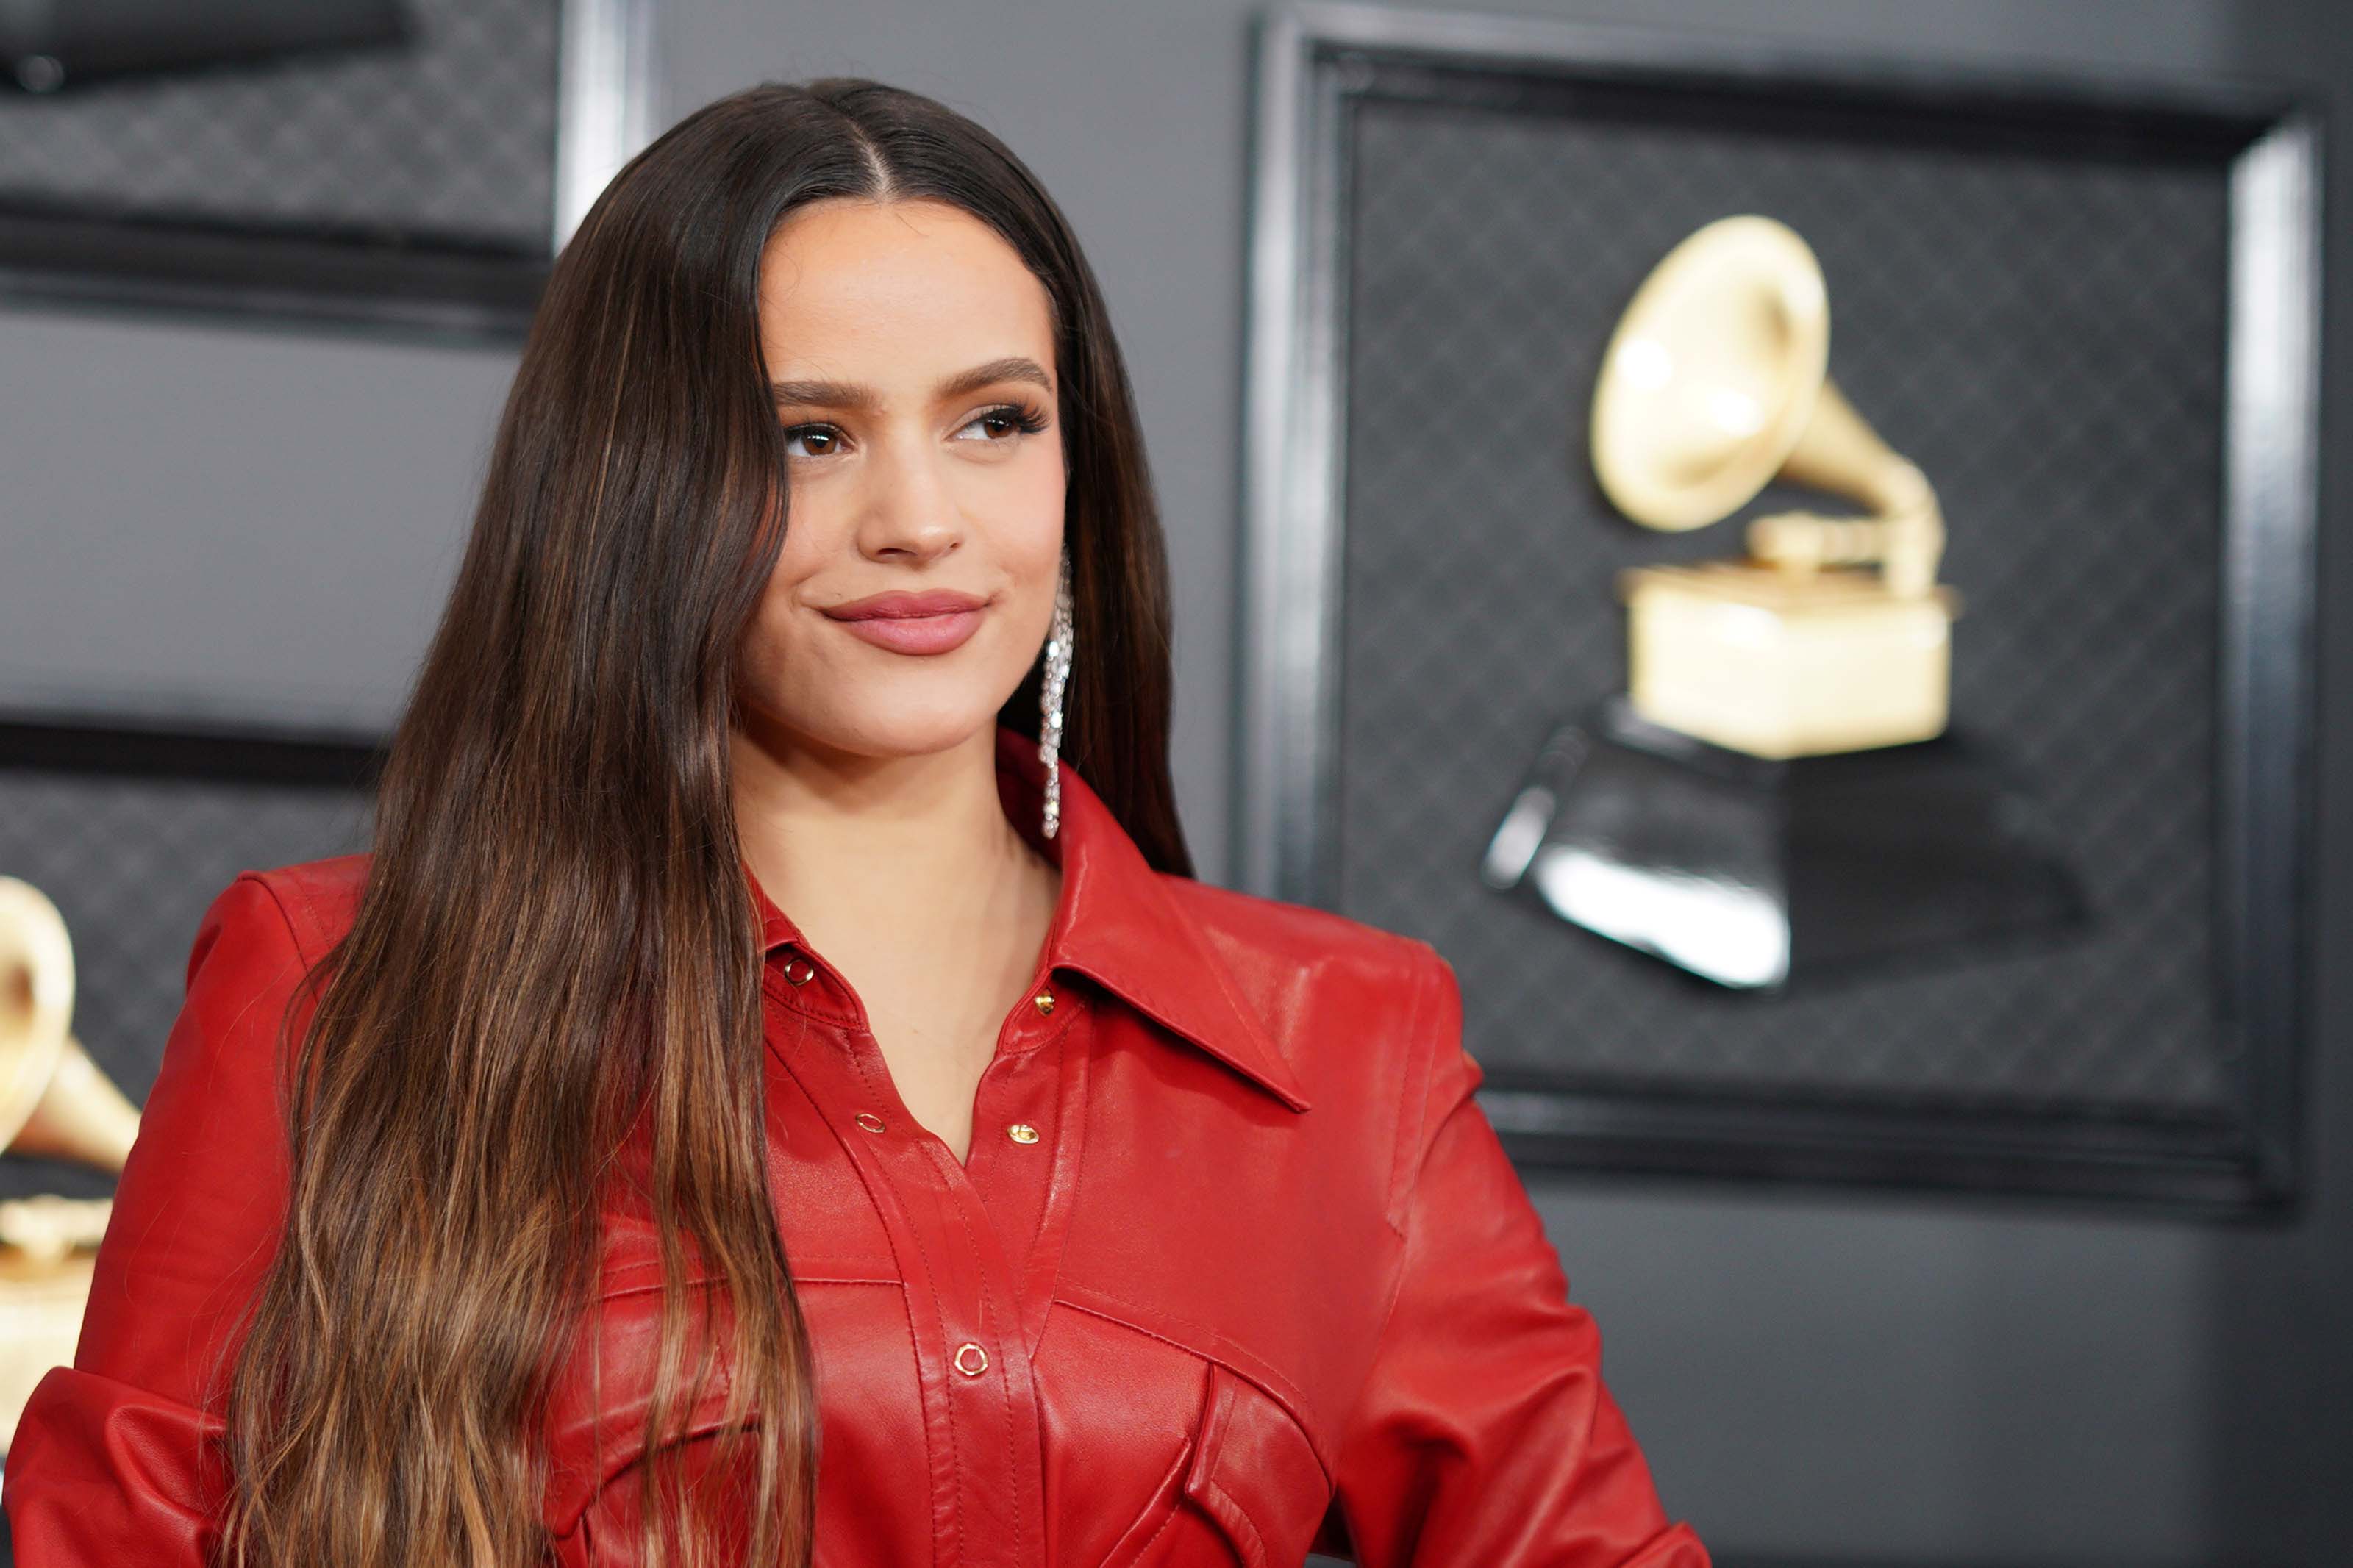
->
xmin=0 ymin=0 xmax=657 ymax=344
xmin=0 ymin=713 xmax=384 ymax=1210
xmin=1235 ymin=0 xmax=2322 ymax=1211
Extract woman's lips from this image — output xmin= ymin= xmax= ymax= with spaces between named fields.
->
xmin=830 ymin=607 xmax=983 ymax=655
xmin=821 ymin=591 xmax=988 ymax=656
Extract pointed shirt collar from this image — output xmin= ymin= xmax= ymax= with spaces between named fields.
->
xmin=746 ymin=723 xmax=1311 ymax=1113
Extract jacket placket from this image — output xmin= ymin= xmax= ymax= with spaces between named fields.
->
xmin=762 ymin=951 xmax=1090 ymax=1568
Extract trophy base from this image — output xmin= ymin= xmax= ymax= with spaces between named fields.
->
xmin=1622 ymin=560 xmax=1960 ymax=759
xmin=0 ymin=1246 xmax=96 ymax=1458
xmin=1481 ymin=698 xmax=2088 ymax=990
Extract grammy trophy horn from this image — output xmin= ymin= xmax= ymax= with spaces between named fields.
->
xmin=1590 ymin=212 xmax=1945 ymax=598
xmin=0 ymin=876 xmax=140 ymax=1174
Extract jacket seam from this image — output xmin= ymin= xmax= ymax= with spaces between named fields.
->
xmin=1382 ymin=942 xmax=1444 ymax=1241
xmin=767 ymin=1047 xmax=946 ymax=1568
xmin=240 ymin=870 xmax=323 ymax=970
xmin=838 ymin=1040 xmax=957 ymax=1568
xmin=1011 ymin=1017 xmax=1091 ymax=1368
xmin=758 ymin=975 xmax=864 ymax=1028
xmin=1339 ymin=943 xmax=1447 ymax=1484
xmin=914 ymin=1132 xmax=1022 ymax=1568
xmin=1201 ymin=1472 xmax=1271 ymax=1566
xmin=1051 ymin=1291 xmax=1330 ymax=1486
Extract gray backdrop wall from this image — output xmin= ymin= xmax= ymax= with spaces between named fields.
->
xmin=1 ymin=1 xmax=2343 ymax=1563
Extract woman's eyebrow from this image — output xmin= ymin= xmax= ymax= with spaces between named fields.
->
xmin=769 ymin=356 xmax=1052 ymax=409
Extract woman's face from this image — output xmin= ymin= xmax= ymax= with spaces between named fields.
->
xmin=736 ymin=196 xmax=1066 ymax=765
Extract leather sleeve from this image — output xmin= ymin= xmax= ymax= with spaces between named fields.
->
xmin=1324 ymin=947 xmax=1712 ymax=1568
xmin=4 ymin=873 xmax=310 ymax=1566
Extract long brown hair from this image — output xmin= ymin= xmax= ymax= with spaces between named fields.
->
xmin=215 ymin=78 xmax=1191 ymax=1567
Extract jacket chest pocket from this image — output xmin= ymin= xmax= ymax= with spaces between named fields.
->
xmin=545 ymin=1266 xmax=762 ymax=1555
xmin=1096 ymin=1360 xmax=1330 ymax=1568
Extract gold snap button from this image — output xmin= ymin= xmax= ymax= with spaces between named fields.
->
xmin=1032 ymin=989 xmax=1054 ymax=1015
xmin=953 ymin=1342 xmax=989 ymax=1377
xmin=1007 ymin=1123 xmax=1040 ymax=1145
xmin=782 ymin=957 xmax=815 ymax=986
xmin=854 ymin=1111 xmax=885 ymax=1134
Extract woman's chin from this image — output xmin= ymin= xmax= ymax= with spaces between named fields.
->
xmin=756 ymin=697 xmax=1015 ymax=766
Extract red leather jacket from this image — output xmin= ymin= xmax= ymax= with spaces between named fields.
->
xmin=4 ymin=723 xmax=1710 ymax=1567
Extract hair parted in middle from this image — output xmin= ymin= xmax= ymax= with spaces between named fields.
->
xmin=215 ymin=77 xmax=1192 ymax=1568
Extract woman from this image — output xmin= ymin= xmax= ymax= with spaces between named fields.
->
xmin=3 ymin=79 xmax=1710 ymax=1568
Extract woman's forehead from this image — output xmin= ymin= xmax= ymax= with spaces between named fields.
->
xmin=758 ymin=198 xmax=1049 ymax=343
xmin=755 ymin=205 xmax=1054 ymax=404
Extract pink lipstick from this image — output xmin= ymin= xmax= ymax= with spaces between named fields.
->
xmin=821 ymin=588 xmax=988 ymax=656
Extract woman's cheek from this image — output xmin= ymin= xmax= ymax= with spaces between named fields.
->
xmin=740 ymin=604 xmax=809 ymax=709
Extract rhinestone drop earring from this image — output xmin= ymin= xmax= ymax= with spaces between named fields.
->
xmin=1040 ymin=547 xmax=1074 ymax=839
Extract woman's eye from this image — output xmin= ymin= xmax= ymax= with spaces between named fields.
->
xmin=785 ymin=406 xmax=1043 ymax=458
xmin=782 ymin=424 xmax=839 ymax=459
xmin=955 ymin=404 xmax=1045 ymax=443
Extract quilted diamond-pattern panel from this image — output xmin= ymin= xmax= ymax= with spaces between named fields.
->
xmin=0 ymin=0 xmax=558 ymax=246
xmin=1333 ymin=90 xmax=2231 ymax=1115
xmin=0 ymin=771 xmax=369 ymax=1200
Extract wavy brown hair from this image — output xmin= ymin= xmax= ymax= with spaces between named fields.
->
xmin=213 ymin=78 xmax=1192 ymax=1567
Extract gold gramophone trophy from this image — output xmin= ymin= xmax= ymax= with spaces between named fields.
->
xmin=0 ymin=876 xmax=142 ymax=1456
xmin=1481 ymin=215 xmax=2083 ymax=989
xmin=1593 ymin=214 xmax=1956 ymax=759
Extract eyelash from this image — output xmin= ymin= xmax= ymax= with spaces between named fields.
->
xmin=783 ymin=402 xmax=1049 ymax=457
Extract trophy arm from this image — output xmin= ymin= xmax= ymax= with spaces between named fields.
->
xmin=1746 ymin=461 xmax=1946 ymax=598
xmin=10 ymin=1034 xmax=141 ymax=1172
xmin=1738 ymin=373 xmax=1948 ymax=598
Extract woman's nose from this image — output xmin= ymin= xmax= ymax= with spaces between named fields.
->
xmin=854 ymin=437 xmax=963 ymax=562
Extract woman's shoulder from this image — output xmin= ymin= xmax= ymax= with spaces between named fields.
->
xmin=1141 ymin=875 xmax=1471 ymax=1287
xmin=1155 ymin=870 xmax=1447 ymax=987
xmin=1150 ymin=871 xmax=1458 ymax=1081
xmin=211 ymin=851 xmax=374 ymax=967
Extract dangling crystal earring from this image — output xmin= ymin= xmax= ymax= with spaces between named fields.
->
xmin=1040 ymin=545 xmax=1074 ymax=839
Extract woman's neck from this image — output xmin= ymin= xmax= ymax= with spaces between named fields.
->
xmin=727 ymin=719 xmax=1051 ymax=978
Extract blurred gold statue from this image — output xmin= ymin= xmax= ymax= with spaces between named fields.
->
xmin=1484 ymin=214 xmax=2082 ymax=989
xmin=1590 ymin=213 xmax=1958 ymax=759
xmin=0 ymin=876 xmax=142 ymax=1456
